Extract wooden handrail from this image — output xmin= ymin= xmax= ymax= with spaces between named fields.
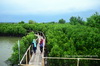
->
xmin=43 ymin=57 xmax=100 ymax=66
xmin=43 ymin=57 xmax=100 ymax=60
xmin=42 ymin=39 xmax=45 ymax=66
xmin=20 ymin=45 xmax=32 ymax=64
xmin=41 ymin=32 xmax=46 ymax=66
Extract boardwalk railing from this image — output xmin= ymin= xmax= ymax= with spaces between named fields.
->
xmin=42 ymin=39 xmax=45 ymax=66
xmin=19 ymin=45 xmax=32 ymax=66
xmin=43 ymin=57 xmax=100 ymax=66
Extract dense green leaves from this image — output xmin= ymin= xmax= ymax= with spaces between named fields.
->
xmin=8 ymin=32 xmax=35 ymax=65
xmin=86 ymin=12 xmax=100 ymax=28
xmin=44 ymin=24 xmax=100 ymax=66
xmin=58 ymin=19 xmax=66 ymax=24
xmin=18 ymin=21 xmax=25 ymax=24
xmin=0 ymin=23 xmax=26 ymax=36
xmin=69 ymin=16 xmax=84 ymax=25
xmin=28 ymin=20 xmax=36 ymax=24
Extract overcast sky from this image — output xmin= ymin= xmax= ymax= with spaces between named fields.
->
xmin=0 ymin=0 xmax=100 ymax=22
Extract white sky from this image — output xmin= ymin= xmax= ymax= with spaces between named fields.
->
xmin=0 ymin=0 xmax=100 ymax=15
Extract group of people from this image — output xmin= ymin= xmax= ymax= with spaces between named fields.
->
xmin=32 ymin=35 xmax=44 ymax=55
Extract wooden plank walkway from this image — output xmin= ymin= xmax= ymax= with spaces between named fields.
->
xmin=29 ymin=35 xmax=43 ymax=66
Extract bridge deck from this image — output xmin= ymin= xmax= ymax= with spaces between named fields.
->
xmin=29 ymin=35 xmax=43 ymax=66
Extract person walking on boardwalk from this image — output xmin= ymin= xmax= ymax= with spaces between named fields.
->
xmin=32 ymin=39 xmax=37 ymax=55
xmin=40 ymin=38 xmax=43 ymax=54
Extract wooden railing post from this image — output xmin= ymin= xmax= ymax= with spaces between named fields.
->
xmin=42 ymin=57 xmax=44 ymax=66
xmin=42 ymin=39 xmax=45 ymax=66
xmin=29 ymin=47 xmax=31 ymax=60
xmin=26 ymin=53 xmax=27 ymax=64
xmin=19 ymin=45 xmax=33 ymax=65
xmin=77 ymin=58 xmax=80 ymax=66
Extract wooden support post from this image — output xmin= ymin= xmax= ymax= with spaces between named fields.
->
xmin=29 ymin=48 xmax=31 ymax=60
xmin=26 ymin=54 xmax=27 ymax=64
xmin=42 ymin=58 xmax=44 ymax=66
xmin=77 ymin=58 xmax=80 ymax=66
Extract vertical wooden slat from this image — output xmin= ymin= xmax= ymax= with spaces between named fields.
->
xmin=29 ymin=48 xmax=31 ymax=60
xmin=77 ymin=58 xmax=80 ymax=66
xmin=26 ymin=54 xmax=27 ymax=64
xmin=42 ymin=58 xmax=44 ymax=66
xmin=42 ymin=39 xmax=45 ymax=66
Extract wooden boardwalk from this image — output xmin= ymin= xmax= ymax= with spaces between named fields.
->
xmin=29 ymin=35 xmax=44 ymax=66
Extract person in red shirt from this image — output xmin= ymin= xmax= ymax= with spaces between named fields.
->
xmin=40 ymin=38 xmax=43 ymax=54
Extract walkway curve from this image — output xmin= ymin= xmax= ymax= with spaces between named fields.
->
xmin=29 ymin=34 xmax=44 ymax=66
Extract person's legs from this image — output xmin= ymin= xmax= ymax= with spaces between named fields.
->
xmin=40 ymin=46 xmax=43 ymax=53
xmin=33 ymin=47 xmax=36 ymax=54
xmin=34 ymin=47 xmax=36 ymax=54
xmin=33 ymin=47 xmax=35 ymax=52
xmin=40 ymin=46 xmax=41 ymax=53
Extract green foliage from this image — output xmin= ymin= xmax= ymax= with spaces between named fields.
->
xmin=58 ymin=19 xmax=66 ymax=24
xmin=86 ymin=12 xmax=100 ymax=28
xmin=28 ymin=20 xmax=36 ymax=24
xmin=48 ymin=21 xmax=56 ymax=24
xmin=18 ymin=21 xmax=25 ymax=24
xmin=8 ymin=32 xmax=35 ymax=65
xmin=44 ymin=24 xmax=100 ymax=66
xmin=70 ymin=16 xmax=84 ymax=25
xmin=0 ymin=23 xmax=26 ymax=36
